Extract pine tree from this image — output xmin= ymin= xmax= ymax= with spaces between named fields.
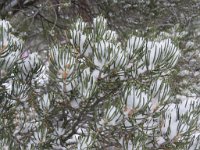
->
xmin=0 ymin=16 xmax=199 ymax=149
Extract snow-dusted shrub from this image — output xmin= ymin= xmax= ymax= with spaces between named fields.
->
xmin=0 ymin=16 xmax=199 ymax=149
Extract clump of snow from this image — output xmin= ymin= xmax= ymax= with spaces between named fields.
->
xmin=78 ymin=136 xmax=92 ymax=150
xmin=178 ymin=70 xmax=190 ymax=76
xmin=105 ymin=106 xmax=122 ymax=126
xmin=123 ymin=86 xmax=148 ymax=111
xmin=78 ymin=67 xmax=97 ymax=99
xmin=1 ymin=51 xmax=20 ymax=70
xmin=103 ymin=30 xmax=118 ymax=41
xmin=93 ymin=16 xmax=107 ymax=32
xmin=156 ymin=136 xmax=166 ymax=146
xmin=70 ymin=29 xmax=87 ymax=54
xmin=185 ymin=41 xmax=195 ymax=49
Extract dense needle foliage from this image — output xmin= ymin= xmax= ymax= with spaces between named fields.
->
xmin=0 ymin=16 xmax=199 ymax=149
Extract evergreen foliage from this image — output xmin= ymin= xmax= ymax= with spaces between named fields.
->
xmin=0 ymin=16 xmax=199 ymax=149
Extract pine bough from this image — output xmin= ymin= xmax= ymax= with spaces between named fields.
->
xmin=0 ymin=16 xmax=199 ymax=149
